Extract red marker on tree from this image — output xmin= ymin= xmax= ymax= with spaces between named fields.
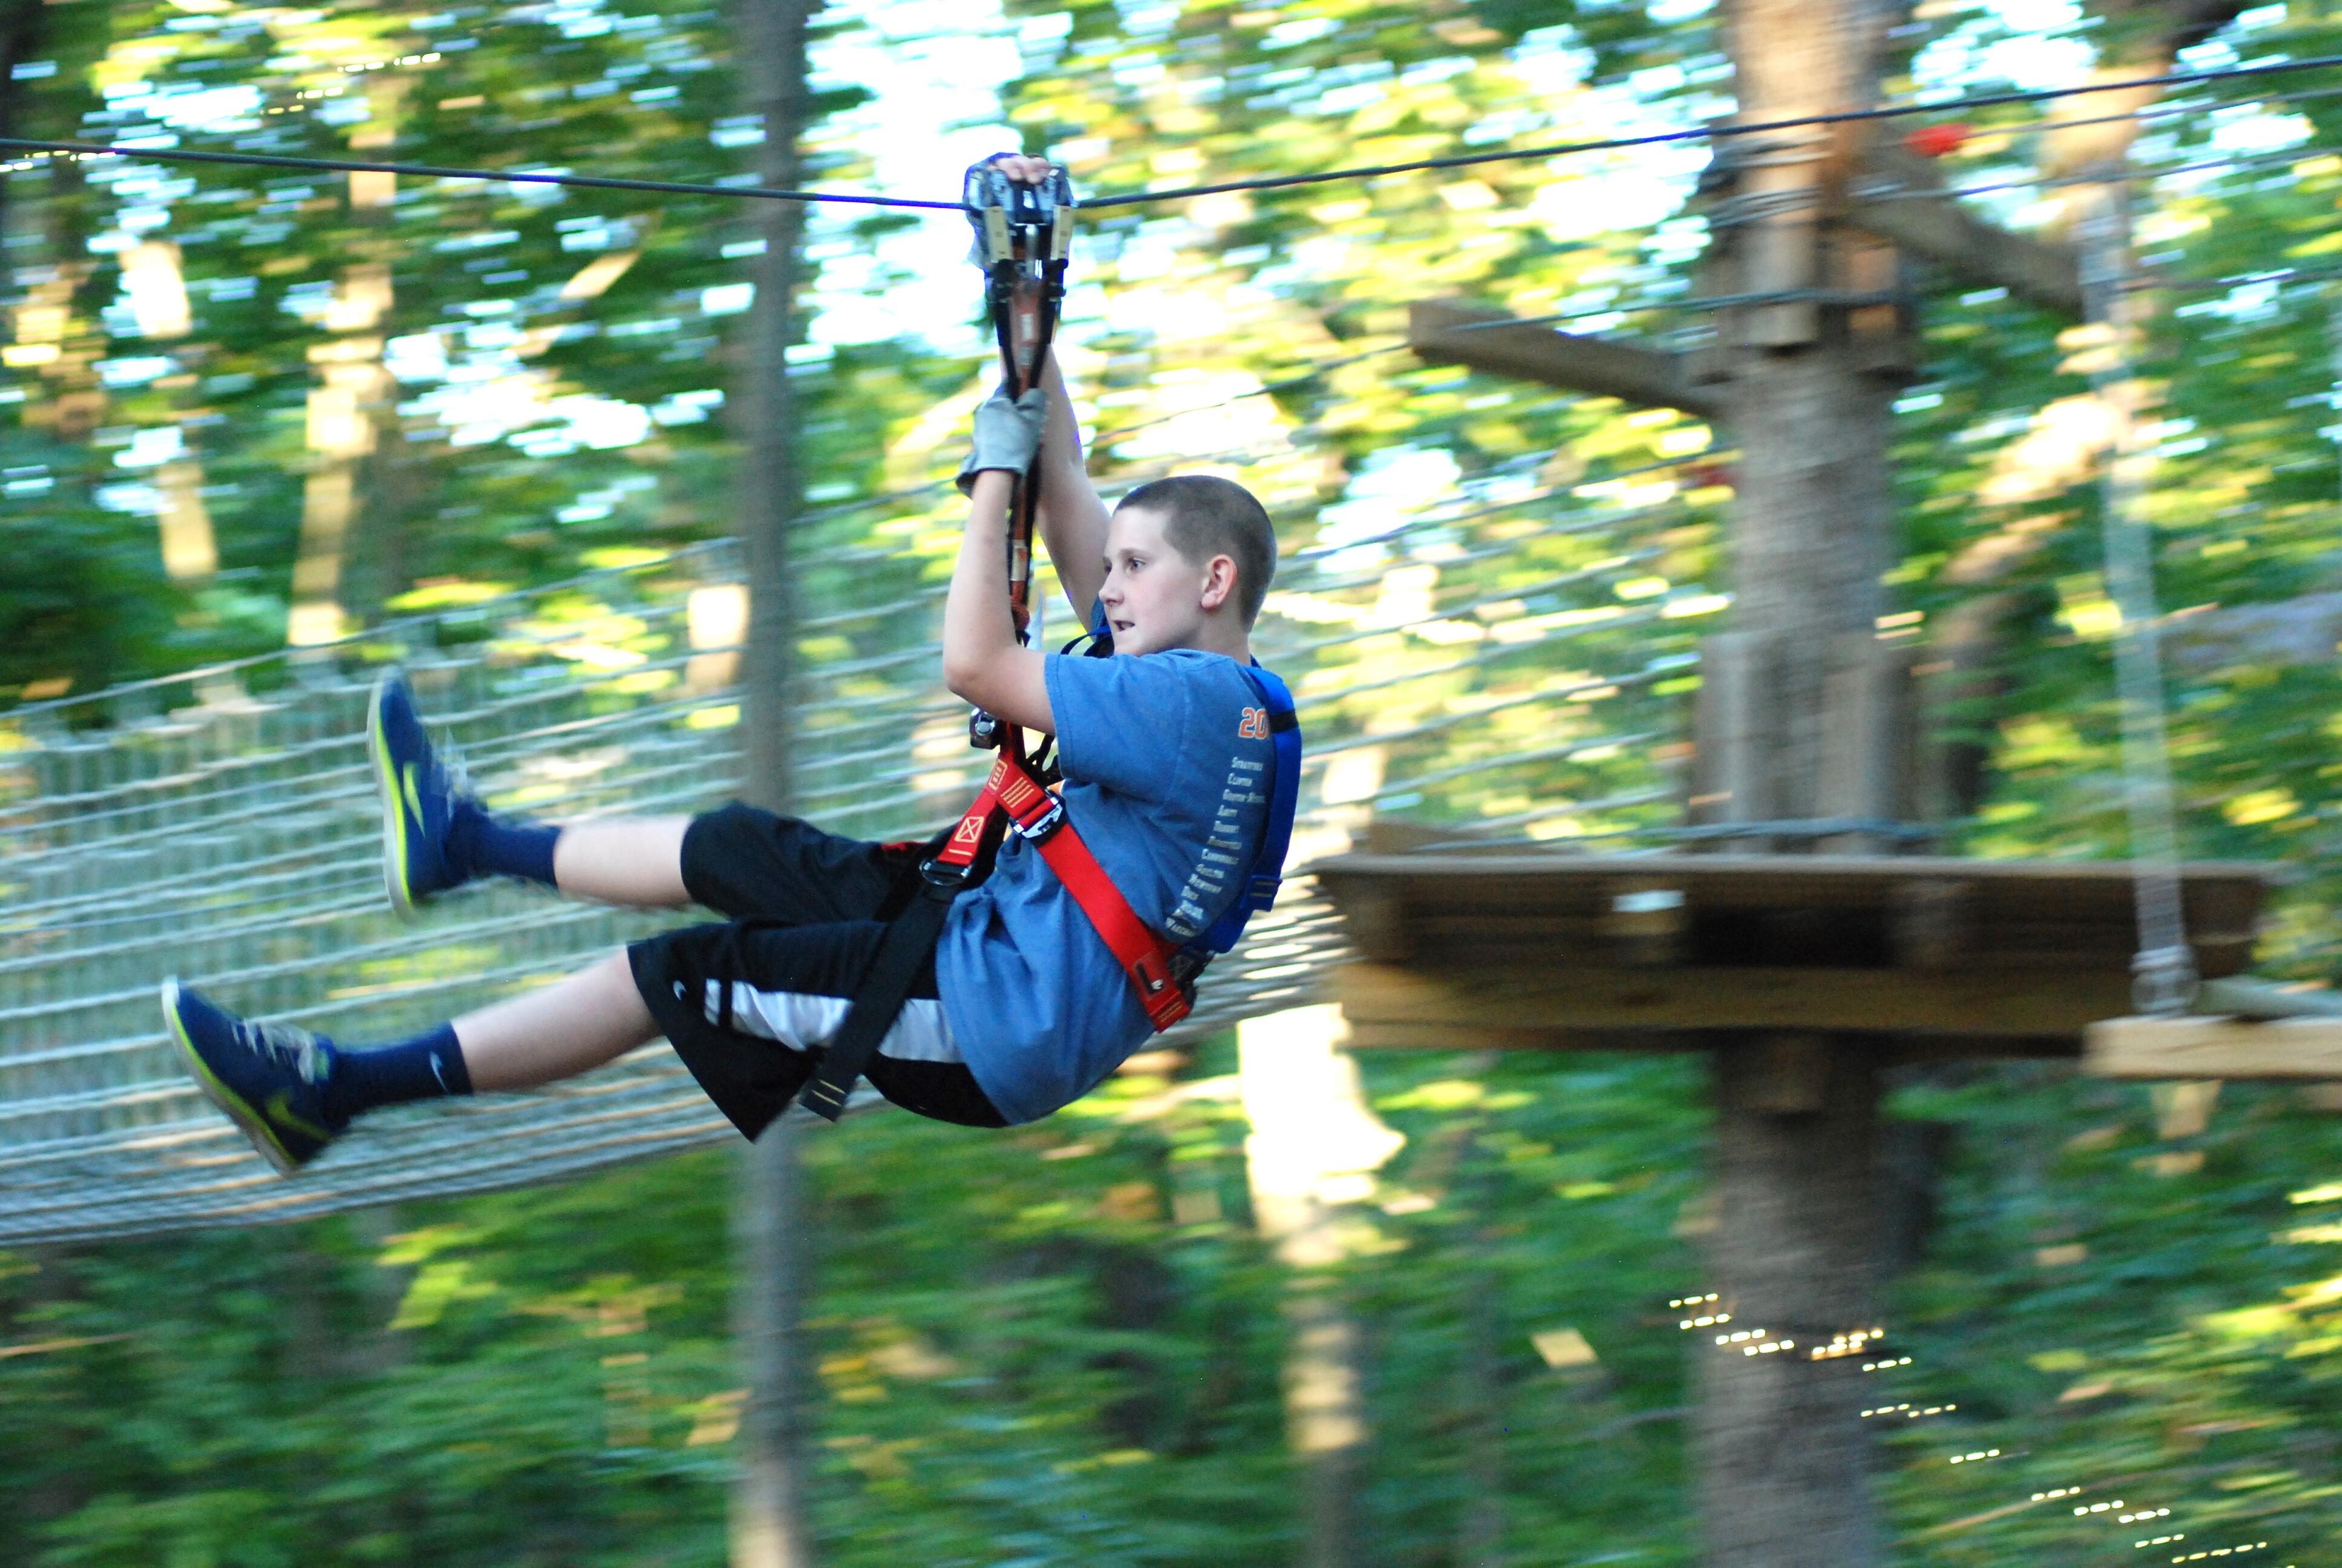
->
xmin=1903 ymin=122 xmax=1969 ymax=159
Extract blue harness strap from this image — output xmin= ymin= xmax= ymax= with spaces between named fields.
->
xmin=1191 ymin=662 xmax=1301 ymax=960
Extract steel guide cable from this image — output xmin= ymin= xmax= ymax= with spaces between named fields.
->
xmin=0 ymin=52 xmax=2333 ymax=211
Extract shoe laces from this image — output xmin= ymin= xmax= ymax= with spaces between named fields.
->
xmin=234 ymin=1020 xmax=332 ymax=1085
xmin=421 ymin=729 xmax=474 ymax=814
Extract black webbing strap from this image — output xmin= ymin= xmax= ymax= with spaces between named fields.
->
xmin=798 ymin=872 xmax=962 ymax=1122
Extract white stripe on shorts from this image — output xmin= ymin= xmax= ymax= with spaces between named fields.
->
xmin=700 ymin=981 xmax=964 ymax=1064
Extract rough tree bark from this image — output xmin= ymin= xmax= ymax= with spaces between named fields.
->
xmin=1697 ymin=1037 xmax=1885 ymax=1567
xmin=728 ymin=0 xmax=820 ymax=1563
xmin=1403 ymin=4 xmax=1909 ymax=1550
xmin=1689 ymin=2 xmax=1902 ymax=1562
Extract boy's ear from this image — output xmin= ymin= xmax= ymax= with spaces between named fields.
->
xmin=1198 ymin=554 xmax=1239 ymax=612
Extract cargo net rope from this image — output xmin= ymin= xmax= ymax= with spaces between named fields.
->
xmin=0 ymin=455 xmax=1699 ymax=1244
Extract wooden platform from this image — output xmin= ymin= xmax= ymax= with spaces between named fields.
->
xmin=1312 ymin=852 xmax=2277 ymax=1056
xmin=2087 ymin=1015 xmax=2342 ymax=1079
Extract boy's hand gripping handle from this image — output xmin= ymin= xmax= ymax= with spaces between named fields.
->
xmin=962 ymin=157 xmax=1076 ymax=759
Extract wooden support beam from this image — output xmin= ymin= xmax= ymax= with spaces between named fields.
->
xmin=1691 ymin=631 xmax=1775 ymax=845
xmin=1741 ymin=1034 xmax=1835 ymax=1114
xmin=1341 ymin=961 xmax=2133 ymax=1045
xmin=1846 ymin=143 xmax=2083 ymax=318
xmin=1408 ymin=300 xmax=1725 ymax=421
xmin=1316 ymin=854 xmax=2271 ymax=981
xmin=1341 ymin=1019 xmax=1706 ymax=1054
xmin=2086 ymin=1016 xmax=2342 ymax=1079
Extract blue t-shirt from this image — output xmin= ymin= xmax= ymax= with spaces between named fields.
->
xmin=934 ymin=648 xmax=1280 ymax=1123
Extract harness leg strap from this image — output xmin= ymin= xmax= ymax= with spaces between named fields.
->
xmin=798 ymin=885 xmax=958 ymax=1122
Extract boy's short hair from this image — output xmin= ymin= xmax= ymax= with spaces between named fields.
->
xmin=1117 ymin=474 xmax=1277 ymax=626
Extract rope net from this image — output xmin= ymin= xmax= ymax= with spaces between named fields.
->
xmin=0 ymin=467 xmax=1699 ymax=1244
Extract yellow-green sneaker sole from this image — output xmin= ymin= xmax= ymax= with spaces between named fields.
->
xmin=162 ymin=978 xmax=307 ymax=1178
xmin=368 ymin=674 xmax=418 ymax=919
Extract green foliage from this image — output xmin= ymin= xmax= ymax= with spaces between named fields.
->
xmin=16 ymin=0 xmax=2342 ymax=1562
xmin=1884 ymin=1070 xmax=2342 ymax=1565
xmin=0 ymin=1039 xmax=1724 ymax=1566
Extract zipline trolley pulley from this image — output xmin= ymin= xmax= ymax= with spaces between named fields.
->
xmin=964 ymin=158 xmax=1076 ymax=759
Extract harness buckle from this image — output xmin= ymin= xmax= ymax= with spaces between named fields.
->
xmin=1010 ymin=795 xmax=1065 ymax=845
xmin=919 ymin=859 xmax=972 ymax=895
xmin=1133 ymin=953 xmax=1192 ymax=1029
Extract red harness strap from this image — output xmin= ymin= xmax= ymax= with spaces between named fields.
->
xmin=942 ymin=752 xmax=1192 ymax=1031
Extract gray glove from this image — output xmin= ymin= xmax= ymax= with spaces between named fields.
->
xmin=957 ymin=385 xmax=1046 ymax=495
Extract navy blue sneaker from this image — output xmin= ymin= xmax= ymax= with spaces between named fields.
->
xmin=162 ymin=979 xmax=342 ymax=1175
xmin=368 ymin=670 xmax=468 ymax=915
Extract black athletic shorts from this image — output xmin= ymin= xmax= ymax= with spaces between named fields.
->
xmin=627 ymin=803 xmax=1008 ymax=1137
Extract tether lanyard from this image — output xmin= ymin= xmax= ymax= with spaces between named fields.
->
xmin=965 ymin=159 xmax=1075 ymax=770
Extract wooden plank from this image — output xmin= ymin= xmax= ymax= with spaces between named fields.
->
xmin=1839 ymin=229 xmax=1919 ymax=379
xmin=1816 ymin=634 xmax=1913 ymax=853
xmin=1348 ymin=908 xmax=2246 ymax=956
xmin=1339 ymin=1021 xmax=1699 ymax=1054
xmin=1315 ymin=855 xmax=2272 ymax=934
xmin=1407 ymin=301 xmax=1725 ymax=421
xmin=1328 ymin=875 xmax=1412 ymax=964
xmin=1363 ymin=914 xmax=2255 ymax=977
xmin=1317 ymin=851 xmax=2274 ymax=893
xmin=1888 ymin=879 xmax=1970 ymax=971
xmin=1314 ymin=854 xmax=2273 ymax=983
xmin=1340 ymin=961 xmax=2133 ymax=1042
xmin=1846 ymin=140 xmax=2084 ymax=317
xmin=1342 ymin=1018 xmax=2077 ymax=1062
xmin=1691 ymin=631 xmax=1773 ymax=847
xmin=2086 ymin=1016 xmax=2342 ymax=1079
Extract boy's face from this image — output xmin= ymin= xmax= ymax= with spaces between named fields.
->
xmin=1098 ymin=504 xmax=1222 ymax=657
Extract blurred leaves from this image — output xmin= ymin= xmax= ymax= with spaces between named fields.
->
xmin=15 ymin=0 xmax=2342 ymax=1563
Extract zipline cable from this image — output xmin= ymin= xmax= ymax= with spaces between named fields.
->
xmin=1 ymin=51 xmax=2338 ymax=212
xmin=1908 ymin=77 xmax=2342 ymax=145
xmin=0 ymin=138 xmax=965 ymax=209
xmin=1076 ymin=52 xmax=2342 ymax=207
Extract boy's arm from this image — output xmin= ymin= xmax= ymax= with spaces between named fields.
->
xmin=942 ymin=398 xmax=1055 ymax=735
xmin=1033 ymin=352 xmax=1111 ymax=626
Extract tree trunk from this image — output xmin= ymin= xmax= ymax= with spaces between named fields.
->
xmin=1696 ymin=2 xmax=1899 ymax=1562
xmin=733 ymin=1119 xmax=817 ymax=1568
xmin=1454 ymin=1187 xmax=1506 ymax=1567
xmin=0 ymin=0 xmax=48 ymax=251
xmin=727 ymin=0 xmax=820 ymax=1564
xmin=1696 ymin=1039 xmax=1883 ymax=1567
xmin=1238 ymin=1006 xmax=1406 ymax=1568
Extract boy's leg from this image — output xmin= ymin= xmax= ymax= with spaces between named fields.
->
xmin=164 ymin=950 xmax=659 ymax=1174
xmin=550 ymin=818 xmax=692 ymax=908
xmin=450 ymin=950 xmax=658 ymax=1089
xmin=373 ymin=670 xmax=559 ymax=912
xmin=375 ymin=670 xmax=928 ymax=922
xmin=372 ymin=670 xmax=691 ymax=911
xmin=166 ymin=905 xmax=1004 ymax=1175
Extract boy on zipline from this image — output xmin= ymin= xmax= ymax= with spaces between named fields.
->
xmin=162 ymin=156 xmax=1299 ymax=1172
